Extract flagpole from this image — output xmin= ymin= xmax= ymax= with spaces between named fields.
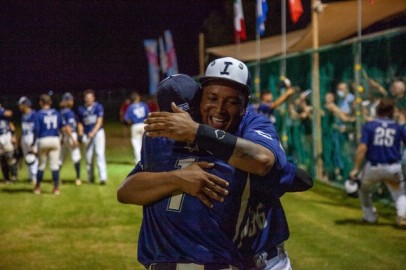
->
xmin=354 ymin=0 xmax=362 ymax=141
xmin=311 ymin=0 xmax=323 ymax=180
xmin=281 ymin=0 xmax=287 ymax=78
xmin=255 ymin=29 xmax=261 ymax=102
xmin=279 ymin=0 xmax=288 ymax=150
xmin=199 ymin=33 xmax=205 ymax=76
xmin=236 ymin=35 xmax=241 ymax=59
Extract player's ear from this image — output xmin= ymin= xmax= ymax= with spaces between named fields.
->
xmin=171 ymin=102 xmax=184 ymax=113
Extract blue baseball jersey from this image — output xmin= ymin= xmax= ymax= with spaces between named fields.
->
xmin=235 ymin=110 xmax=286 ymax=170
xmin=124 ymin=102 xmax=150 ymax=124
xmin=77 ymin=102 xmax=104 ymax=134
xmin=130 ymin=110 xmax=288 ymax=267
xmin=21 ymin=110 xmax=37 ymax=136
xmin=35 ymin=109 xmax=64 ymax=138
xmin=257 ymin=103 xmax=276 ymax=123
xmin=132 ymin=136 xmax=245 ymax=268
xmin=0 ymin=108 xmax=12 ymax=135
xmin=232 ymin=110 xmax=290 ymax=263
xmin=61 ymin=108 xmax=78 ymax=132
xmin=360 ymin=117 xmax=406 ymax=163
xmin=234 ymin=163 xmax=296 ymax=266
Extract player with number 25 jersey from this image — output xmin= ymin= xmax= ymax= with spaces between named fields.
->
xmin=350 ymin=98 xmax=406 ymax=228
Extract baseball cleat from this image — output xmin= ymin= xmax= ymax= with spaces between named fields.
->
xmin=33 ymin=187 xmax=41 ymax=195
xmin=396 ymin=216 xmax=406 ymax=229
xmin=53 ymin=187 xmax=60 ymax=195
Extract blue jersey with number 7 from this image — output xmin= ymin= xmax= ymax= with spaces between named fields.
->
xmin=129 ymin=135 xmax=246 ymax=268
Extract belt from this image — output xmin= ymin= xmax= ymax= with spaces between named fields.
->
xmin=149 ymin=263 xmax=236 ymax=270
xmin=244 ymin=246 xmax=279 ymax=269
xmin=370 ymin=161 xmax=398 ymax=166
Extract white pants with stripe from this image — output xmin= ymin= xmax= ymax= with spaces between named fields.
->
xmin=83 ymin=129 xmax=107 ymax=182
xmin=360 ymin=162 xmax=406 ymax=220
xmin=37 ymin=137 xmax=61 ymax=171
xmin=21 ymin=134 xmax=38 ymax=180
xmin=131 ymin=123 xmax=145 ymax=164
xmin=60 ymin=132 xmax=81 ymax=164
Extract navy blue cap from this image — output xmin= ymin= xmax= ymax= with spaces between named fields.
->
xmin=18 ymin=96 xmax=32 ymax=107
xmin=156 ymin=74 xmax=201 ymax=119
xmin=62 ymin=92 xmax=74 ymax=101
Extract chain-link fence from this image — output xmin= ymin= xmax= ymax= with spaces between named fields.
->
xmin=247 ymin=27 xmax=406 ymax=188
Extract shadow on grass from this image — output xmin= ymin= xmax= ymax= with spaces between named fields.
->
xmin=335 ymin=218 xmax=398 ymax=228
xmin=106 ymin=160 xmax=134 ymax=166
xmin=1 ymin=186 xmax=33 ymax=193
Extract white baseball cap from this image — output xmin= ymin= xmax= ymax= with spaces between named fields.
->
xmin=199 ymin=57 xmax=251 ymax=96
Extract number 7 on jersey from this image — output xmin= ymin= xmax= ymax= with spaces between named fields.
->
xmin=167 ymin=157 xmax=198 ymax=212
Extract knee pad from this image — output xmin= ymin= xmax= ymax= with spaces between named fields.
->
xmin=4 ymin=151 xmax=16 ymax=165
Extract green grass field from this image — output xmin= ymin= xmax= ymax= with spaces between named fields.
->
xmin=1 ymin=123 xmax=405 ymax=270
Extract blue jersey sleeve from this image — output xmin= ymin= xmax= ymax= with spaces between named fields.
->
xmin=360 ymin=123 xmax=370 ymax=145
xmin=96 ymin=103 xmax=104 ymax=118
xmin=58 ymin=111 xmax=65 ymax=129
xmin=237 ymin=111 xmax=287 ymax=169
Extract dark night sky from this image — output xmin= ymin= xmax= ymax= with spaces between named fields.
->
xmin=0 ymin=0 xmax=225 ymax=95
xmin=2 ymin=0 xmax=399 ymax=97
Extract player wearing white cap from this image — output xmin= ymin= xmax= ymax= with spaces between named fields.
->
xmin=120 ymin=57 xmax=312 ymax=269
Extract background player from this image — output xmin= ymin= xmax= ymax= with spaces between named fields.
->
xmin=77 ymin=89 xmax=108 ymax=185
xmin=18 ymin=96 xmax=38 ymax=184
xmin=123 ymin=91 xmax=150 ymax=164
xmin=0 ymin=98 xmax=18 ymax=183
xmin=59 ymin=92 xmax=82 ymax=186
xmin=256 ymin=79 xmax=295 ymax=124
xmin=350 ymin=98 xmax=406 ymax=228
xmin=34 ymin=94 xmax=66 ymax=195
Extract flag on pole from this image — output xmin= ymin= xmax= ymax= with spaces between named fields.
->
xmin=143 ymin=39 xmax=160 ymax=95
xmin=164 ymin=30 xmax=179 ymax=76
xmin=256 ymin=0 xmax=269 ymax=36
xmin=288 ymin=0 xmax=303 ymax=24
xmin=234 ymin=0 xmax=246 ymax=41
xmin=158 ymin=36 xmax=168 ymax=76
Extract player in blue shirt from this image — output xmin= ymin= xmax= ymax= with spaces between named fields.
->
xmin=350 ymin=98 xmax=406 ymax=228
xmin=0 ymin=98 xmax=18 ymax=182
xmin=120 ymin=59 xmax=312 ymax=269
xmin=124 ymin=91 xmax=150 ymax=164
xmin=18 ymin=96 xmax=38 ymax=184
xmin=256 ymin=79 xmax=295 ymax=124
xmin=59 ymin=92 xmax=82 ymax=185
xmin=34 ymin=94 xmax=66 ymax=195
xmin=119 ymin=74 xmax=243 ymax=268
xmin=77 ymin=89 xmax=108 ymax=184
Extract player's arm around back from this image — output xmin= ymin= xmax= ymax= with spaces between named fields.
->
xmin=117 ymin=162 xmax=229 ymax=208
xmin=145 ymin=104 xmax=276 ymax=176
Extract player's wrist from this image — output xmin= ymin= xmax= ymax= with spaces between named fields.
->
xmin=194 ymin=124 xmax=237 ymax=162
xmin=166 ymin=171 xmax=184 ymax=192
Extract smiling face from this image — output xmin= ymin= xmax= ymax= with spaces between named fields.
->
xmin=200 ymin=82 xmax=247 ymax=133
